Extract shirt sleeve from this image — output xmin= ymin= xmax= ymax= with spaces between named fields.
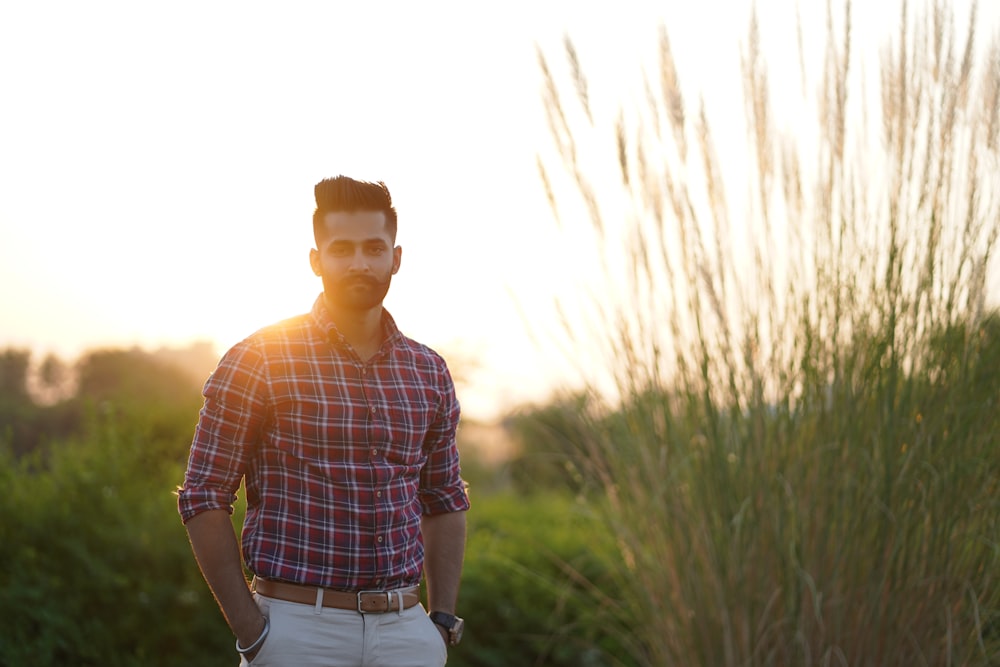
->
xmin=177 ymin=339 xmax=269 ymax=523
xmin=418 ymin=360 xmax=471 ymax=516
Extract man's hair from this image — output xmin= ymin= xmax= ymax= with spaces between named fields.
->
xmin=313 ymin=176 xmax=398 ymax=242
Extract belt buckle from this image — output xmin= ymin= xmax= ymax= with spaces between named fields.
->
xmin=356 ymin=590 xmax=391 ymax=614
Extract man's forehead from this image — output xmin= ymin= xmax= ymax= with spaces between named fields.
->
xmin=317 ymin=210 xmax=391 ymax=239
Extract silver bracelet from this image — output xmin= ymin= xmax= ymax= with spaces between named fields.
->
xmin=236 ymin=617 xmax=270 ymax=655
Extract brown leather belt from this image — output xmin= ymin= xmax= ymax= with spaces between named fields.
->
xmin=253 ymin=577 xmax=420 ymax=613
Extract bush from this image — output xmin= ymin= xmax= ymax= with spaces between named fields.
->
xmin=452 ymin=492 xmax=633 ymax=667
xmin=0 ymin=410 xmax=229 ymax=667
xmin=0 ymin=404 xmax=629 ymax=665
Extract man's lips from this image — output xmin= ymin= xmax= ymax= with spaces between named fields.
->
xmin=344 ymin=277 xmax=377 ymax=287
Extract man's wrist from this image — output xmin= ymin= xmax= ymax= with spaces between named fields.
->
xmin=236 ymin=616 xmax=269 ymax=655
xmin=429 ymin=611 xmax=464 ymax=646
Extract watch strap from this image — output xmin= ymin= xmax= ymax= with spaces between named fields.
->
xmin=429 ymin=611 xmax=457 ymax=629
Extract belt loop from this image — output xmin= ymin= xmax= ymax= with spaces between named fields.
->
xmin=314 ymin=587 xmax=324 ymax=615
xmin=396 ymin=590 xmax=404 ymax=616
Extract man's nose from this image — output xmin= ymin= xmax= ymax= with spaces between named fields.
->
xmin=348 ymin=250 xmax=371 ymax=271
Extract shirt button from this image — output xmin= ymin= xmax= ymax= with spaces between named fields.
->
xmin=371 ymin=448 xmax=378 ymax=457
xmin=377 ymin=536 xmax=383 ymax=543
xmin=376 ymin=491 xmax=382 ymax=498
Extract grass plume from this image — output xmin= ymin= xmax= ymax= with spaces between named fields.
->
xmin=534 ymin=1 xmax=1000 ymax=664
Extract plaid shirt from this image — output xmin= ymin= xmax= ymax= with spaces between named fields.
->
xmin=177 ymin=295 xmax=470 ymax=590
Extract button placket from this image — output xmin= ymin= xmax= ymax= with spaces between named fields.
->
xmin=360 ymin=358 xmax=387 ymax=574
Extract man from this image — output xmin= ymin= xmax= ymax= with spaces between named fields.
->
xmin=177 ymin=176 xmax=469 ymax=666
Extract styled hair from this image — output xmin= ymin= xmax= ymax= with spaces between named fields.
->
xmin=313 ymin=176 xmax=398 ymax=242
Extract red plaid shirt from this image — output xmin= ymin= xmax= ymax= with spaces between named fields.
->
xmin=177 ymin=295 xmax=470 ymax=590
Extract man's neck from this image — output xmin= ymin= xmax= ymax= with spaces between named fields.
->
xmin=327 ymin=301 xmax=384 ymax=360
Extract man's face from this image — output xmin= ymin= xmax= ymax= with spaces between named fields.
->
xmin=309 ymin=210 xmax=401 ymax=313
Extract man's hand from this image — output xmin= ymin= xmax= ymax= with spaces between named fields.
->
xmin=434 ymin=622 xmax=450 ymax=647
xmin=237 ymin=614 xmax=268 ymax=661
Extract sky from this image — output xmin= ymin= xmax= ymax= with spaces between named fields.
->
xmin=1 ymin=1 xmax=996 ymax=421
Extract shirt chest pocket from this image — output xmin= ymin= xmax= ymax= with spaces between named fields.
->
xmin=375 ymin=397 xmax=439 ymax=466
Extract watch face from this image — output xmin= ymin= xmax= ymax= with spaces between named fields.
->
xmin=451 ymin=618 xmax=465 ymax=645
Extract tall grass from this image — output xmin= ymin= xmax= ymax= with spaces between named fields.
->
xmin=535 ymin=1 xmax=1000 ymax=664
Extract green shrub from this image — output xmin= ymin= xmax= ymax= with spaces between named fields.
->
xmin=0 ymin=404 xmax=629 ymax=665
xmin=451 ymin=492 xmax=633 ymax=667
xmin=0 ymin=410 xmax=228 ymax=667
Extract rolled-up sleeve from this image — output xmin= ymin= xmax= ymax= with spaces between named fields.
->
xmin=177 ymin=340 xmax=268 ymax=523
xmin=418 ymin=363 xmax=471 ymax=516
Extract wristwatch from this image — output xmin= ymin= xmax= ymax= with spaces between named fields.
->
xmin=429 ymin=611 xmax=465 ymax=646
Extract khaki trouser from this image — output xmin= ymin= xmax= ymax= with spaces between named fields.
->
xmin=241 ymin=592 xmax=448 ymax=667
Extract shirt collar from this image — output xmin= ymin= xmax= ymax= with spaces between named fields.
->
xmin=309 ymin=293 xmax=403 ymax=353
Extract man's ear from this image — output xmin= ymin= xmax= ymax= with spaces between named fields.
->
xmin=392 ymin=246 xmax=402 ymax=275
xmin=309 ymin=248 xmax=321 ymax=276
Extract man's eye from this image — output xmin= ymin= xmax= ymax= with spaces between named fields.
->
xmin=330 ymin=246 xmax=351 ymax=256
xmin=367 ymin=247 xmax=385 ymax=255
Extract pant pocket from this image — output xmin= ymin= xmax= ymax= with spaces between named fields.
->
xmin=417 ymin=609 xmax=448 ymax=666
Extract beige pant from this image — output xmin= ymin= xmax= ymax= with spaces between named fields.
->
xmin=241 ymin=593 xmax=448 ymax=667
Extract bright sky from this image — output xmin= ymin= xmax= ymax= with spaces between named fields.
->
xmin=1 ymin=1 xmax=996 ymax=421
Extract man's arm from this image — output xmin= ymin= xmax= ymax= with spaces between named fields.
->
xmin=185 ymin=509 xmax=266 ymax=650
xmin=422 ymin=509 xmax=467 ymax=616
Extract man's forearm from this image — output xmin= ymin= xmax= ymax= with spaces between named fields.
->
xmin=421 ymin=510 xmax=467 ymax=613
xmin=185 ymin=509 xmax=264 ymax=647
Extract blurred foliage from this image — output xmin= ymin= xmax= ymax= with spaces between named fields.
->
xmin=0 ymin=348 xmax=76 ymax=458
xmin=453 ymin=492 xmax=633 ymax=667
xmin=0 ymin=349 xmax=31 ymax=404
xmin=503 ymin=394 xmax=594 ymax=495
xmin=0 ymin=343 xmax=633 ymax=666
xmin=0 ymin=420 xmax=228 ymax=666
xmin=4 ymin=314 xmax=995 ymax=666
xmin=0 ymin=345 xmax=212 ymax=460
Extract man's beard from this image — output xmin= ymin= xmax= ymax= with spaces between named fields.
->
xmin=324 ymin=274 xmax=393 ymax=312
